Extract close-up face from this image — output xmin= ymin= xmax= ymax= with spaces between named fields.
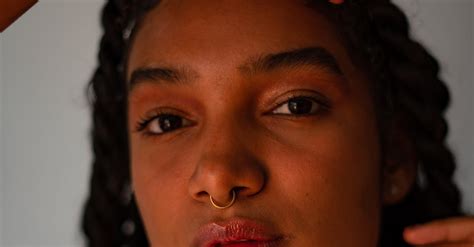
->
xmin=127 ymin=0 xmax=384 ymax=246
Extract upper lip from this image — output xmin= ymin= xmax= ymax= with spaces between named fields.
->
xmin=193 ymin=217 xmax=285 ymax=247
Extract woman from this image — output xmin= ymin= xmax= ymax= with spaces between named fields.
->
xmin=81 ymin=0 xmax=474 ymax=246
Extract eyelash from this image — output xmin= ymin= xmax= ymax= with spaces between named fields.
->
xmin=135 ymin=110 xmax=191 ymax=137
xmin=135 ymin=94 xmax=331 ymax=137
xmin=268 ymin=93 xmax=330 ymax=117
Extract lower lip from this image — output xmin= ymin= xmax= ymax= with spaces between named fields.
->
xmin=197 ymin=219 xmax=285 ymax=247
xmin=219 ymin=241 xmax=274 ymax=247
xmin=222 ymin=243 xmax=259 ymax=247
xmin=219 ymin=240 xmax=280 ymax=247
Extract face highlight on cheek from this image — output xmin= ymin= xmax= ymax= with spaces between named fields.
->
xmin=126 ymin=0 xmax=383 ymax=246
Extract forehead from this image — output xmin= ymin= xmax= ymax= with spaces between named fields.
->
xmin=127 ymin=0 xmax=348 ymax=80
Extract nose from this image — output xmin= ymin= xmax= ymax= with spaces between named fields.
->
xmin=188 ymin=127 xmax=266 ymax=207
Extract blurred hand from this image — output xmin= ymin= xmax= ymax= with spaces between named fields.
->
xmin=404 ymin=216 xmax=474 ymax=247
xmin=0 ymin=0 xmax=38 ymax=32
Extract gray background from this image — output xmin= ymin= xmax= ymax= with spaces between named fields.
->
xmin=0 ymin=0 xmax=472 ymax=246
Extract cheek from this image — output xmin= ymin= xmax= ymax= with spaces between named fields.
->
xmin=263 ymin=97 xmax=382 ymax=244
xmin=130 ymin=139 xmax=194 ymax=245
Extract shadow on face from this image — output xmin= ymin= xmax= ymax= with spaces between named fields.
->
xmin=125 ymin=0 xmax=405 ymax=246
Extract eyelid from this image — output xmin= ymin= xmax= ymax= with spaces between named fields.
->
xmin=271 ymin=96 xmax=318 ymax=115
xmin=134 ymin=108 xmax=194 ymax=135
xmin=265 ymin=90 xmax=331 ymax=115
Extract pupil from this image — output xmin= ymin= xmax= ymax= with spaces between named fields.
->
xmin=288 ymin=97 xmax=312 ymax=114
xmin=159 ymin=115 xmax=182 ymax=132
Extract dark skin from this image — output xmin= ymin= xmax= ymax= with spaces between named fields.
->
xmin=0 ymin=0 xmax=471 ymax=245
xmin=124 ymin=0 xmax=473 ymax=246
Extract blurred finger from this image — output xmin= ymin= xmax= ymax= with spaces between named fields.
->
xmin=0 ymin=0 xmax=38 ymax=32
xmin=404 ymin=216 xmax=474 ymax=245
xmin=414 ymin=244 xmax=474 ymax=247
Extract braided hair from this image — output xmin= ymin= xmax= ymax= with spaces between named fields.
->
xmin=81 ymin=0 xmax=464 ymax=246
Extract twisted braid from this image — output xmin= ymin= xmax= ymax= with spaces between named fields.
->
xmin=81 ymin=1 xmax=463 ymax=246
xmin=332 ymin=1 xmax=463 ymax=246
xmin=81 ymin=0 xmax=149 ymax=246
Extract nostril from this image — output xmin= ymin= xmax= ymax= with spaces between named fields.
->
xmin=188 ymin=154 xmax=267 ymax=205
xmin=233 ymin=186 xmax=246 ymax=194
xmin=233 ymin=186 xmax=254 ymax=197
xmin=196 ymin=191 xmax=208 ymax=198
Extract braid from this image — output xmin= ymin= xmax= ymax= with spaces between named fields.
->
xmin=332 ymin=1 xmax=463 ymax=246
xmin=81 ymin=1 xmax=463 ymax=246
xmin=81 ymin=0 xmax=149 ymax=246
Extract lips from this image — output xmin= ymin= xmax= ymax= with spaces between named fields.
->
xmin=193 ymin=218 xmax=285 ymax=247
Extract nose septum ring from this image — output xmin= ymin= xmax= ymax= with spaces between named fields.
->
xmin=209 ymin=190 xmax=236 ymax=209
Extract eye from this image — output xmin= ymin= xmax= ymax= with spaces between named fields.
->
xmin=136 ymin=113 xmax=193 ymax=136
xmin=272 ymin=96 xmax=324 ymax=115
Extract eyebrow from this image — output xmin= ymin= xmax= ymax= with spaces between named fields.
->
xmin=128 ymin=46 xmax=344 ymax=92
xmin=128 ymin=66 xmax=195 ymax=91
xmin=239 ymin=46 xmax=343 ymax=76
